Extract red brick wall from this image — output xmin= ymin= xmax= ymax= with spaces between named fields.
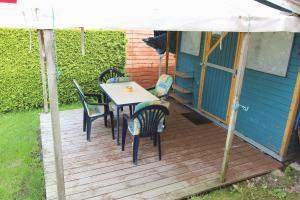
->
xmin=125 ymin=31 xmax=176 ymax=88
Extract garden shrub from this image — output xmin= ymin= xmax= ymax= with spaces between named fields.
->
xmin=0 ymin=28 xmax=126 ymax=112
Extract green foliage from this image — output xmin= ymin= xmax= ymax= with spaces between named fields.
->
xmin=269 ymin=188 xmax=289 ymax=200
xmin=0 ymin=28 xmax=127 ymax=112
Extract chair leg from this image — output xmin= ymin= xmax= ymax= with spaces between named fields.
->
xmin=129 ymin=105 xmax=133 ymax=117
xmin=133 ymin=136 xmax=139 ymax=164
xmin=104 ymin=114 xmax=108 ymax=127
xmin=86 ymin=118 xmax=92 ymax=142
xmin=110 ymin=111 xmax=115 ymax=140
xmin=158 ymin=134 xmax=161 ymax=160
xmin=83 ymin=111 xmax=87 ymax=132
xmin=122 ymin=117 xmax=128 ymax=151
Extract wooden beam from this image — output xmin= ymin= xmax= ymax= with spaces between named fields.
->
xmin=197 ymin=32 xmax=212 ymax=109
xmin=165 ymin=31 xmax=170 ymax=74
xmin=207 ymin=32 xmax=228 ymax=56
xmin=43 ymin=29 xmax=66 ymax=200
xmin=81 ymin=27 xmax=85 ymax=56
xmin=220 ymin=33 xmax=249 ymax=182
xmin=226 ymin=33 xmax=244 ymax=123
xmin=173 ymin=31 xmax=180 ymax=94
xmin=280 ymin=69 xmax=300 ymax=157
xmin=37 ymin=30 xmax=49 ymax=113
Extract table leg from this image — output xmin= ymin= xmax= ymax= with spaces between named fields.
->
xmin=116 ymin=106 xmax=120 ymax=145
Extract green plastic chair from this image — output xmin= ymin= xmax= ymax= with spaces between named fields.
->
xmin=73 ymin=80 xmax=115 ymax=141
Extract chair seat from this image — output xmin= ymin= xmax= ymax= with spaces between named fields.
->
xmin=87 ymin=104 xmax=105 ymax=117
xmin=127 ymin=118 xmax=165 ymax=136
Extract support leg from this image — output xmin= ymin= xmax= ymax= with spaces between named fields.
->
xmin=110 ymin=111 xmax=115 ymax=140
xmin=83 ymin=111 xmax=87 ymax=132
xmin=116 ymin=106 xmax=120 ymax=145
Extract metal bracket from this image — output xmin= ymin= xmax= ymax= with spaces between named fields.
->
xmin=232 ymin=102 xmax=249 ymax=112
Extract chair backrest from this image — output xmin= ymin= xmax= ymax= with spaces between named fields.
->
xmin=154 ymin=74 xmax=173 ymax=97
xmin=132 ymin=105 xmax=169 ymax=137
xmin=99 ymin=67 xmax=124 ymax=84
xmin=106 ymin=76 xmax=129 ymax=83
xmin=73 ymin=80 xmax=89 ymax=112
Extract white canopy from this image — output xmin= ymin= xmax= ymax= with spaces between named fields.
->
xmin=0 ymin=0 xmax=300 ymax=32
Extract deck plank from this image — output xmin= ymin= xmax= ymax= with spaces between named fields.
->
xmin=40 ymin=102 xmax=281 ymax=200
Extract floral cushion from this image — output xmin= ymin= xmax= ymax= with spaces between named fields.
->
xmin=87 ymin=104 xmax=105 ymax=117
xmin=151 ymin=74 xmax=173 ymax=98
xmin=128 ymin=100 xmax=170 ymax=136
xmin=106 ymin=77 xmax=129 ymax=83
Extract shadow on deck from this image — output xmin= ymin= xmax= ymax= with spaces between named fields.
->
xmin=40 ymin=101 xmax=281 ymax=200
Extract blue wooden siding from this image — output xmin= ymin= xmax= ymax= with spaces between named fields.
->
xmin=236 ymin=33 xmax=300 ymax=154
xmin=175 ymin=33 xmax=204 ymax=107
xmin=201 ymin=33 xmax=238 ymax=120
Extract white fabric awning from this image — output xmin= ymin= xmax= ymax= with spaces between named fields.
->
xmin=0 ymin=0 xmax=300 ymax=32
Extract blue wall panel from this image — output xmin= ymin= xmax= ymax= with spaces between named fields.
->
xmin=175 ymin=33 xmax=204 ymax=107
xmin=236 ymin=33 xmax=300 ymax=154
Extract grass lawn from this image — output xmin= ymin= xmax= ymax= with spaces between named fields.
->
xmin=0 ymin=110 xmax=44 ymax=200
xmin=0 ymin=103 xmax=81 ymax=200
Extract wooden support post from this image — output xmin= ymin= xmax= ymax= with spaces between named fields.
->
xmin=165 ymin=31 xmax=170 ymax=74
xmin=220 ymin=33 xmax=249 ymax=183
xmin=43 ymin=29 xmax=66 ymax=200
xmin=173 ymin=31 xmax=180 ymax=92
xmin=280 ymin=69 xmax=300 ymax=157
xmin=81 ymin=27 xmax=85 ymax=56
xmin=37 ymin=30 xmax=49 ymax=113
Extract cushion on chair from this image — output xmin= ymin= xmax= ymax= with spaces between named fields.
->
xmin=128 ymin=100 xmax=170 ymax=136
xmin=152 ymin=74 xmax=173 ymax=97
xmin=106 ymin=77 xmax=130 ymax=83
xmin=87 ymin=104 xmax=105 ymax=117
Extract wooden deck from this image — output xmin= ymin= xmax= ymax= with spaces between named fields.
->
xmin=40 ymin=102 xmax=281 ymax=200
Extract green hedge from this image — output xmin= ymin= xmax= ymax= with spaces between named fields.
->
xmin=0 ymin=29 xmax=127 ymax=112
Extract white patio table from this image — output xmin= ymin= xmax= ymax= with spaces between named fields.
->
xmin=99 ymin=81 xmax=159 ymax=145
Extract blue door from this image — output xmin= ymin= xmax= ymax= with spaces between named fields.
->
xmin=200 ymin=33 xmax=239 ymax=123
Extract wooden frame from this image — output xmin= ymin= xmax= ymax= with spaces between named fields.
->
xmin=280 ymin=69 xmax=300 ymax=157
xmin=226 ymin=33 xmax=244 ymax=123
xmin=197 ymin=32 xmax=212 ymax=110
xmin=197 ymin=32 xmax=232 ymax=124
xmin=165 ymin=31 xmax=170 ymax=74
xmin=173 ymin=31 xmax=181 ymax=95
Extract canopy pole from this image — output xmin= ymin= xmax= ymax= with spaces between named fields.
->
xmin=165 ymin=31 xmax=170 ymax=74
xmin=43 ymin=29 xmax=66 ymax=200
xmin=220 ymin=32 xmax=249 ymax=183
xmin=37 ymin=30 xmax=49 ymax=113
xmin=81 ymin=27 xmax=85 ymax=56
